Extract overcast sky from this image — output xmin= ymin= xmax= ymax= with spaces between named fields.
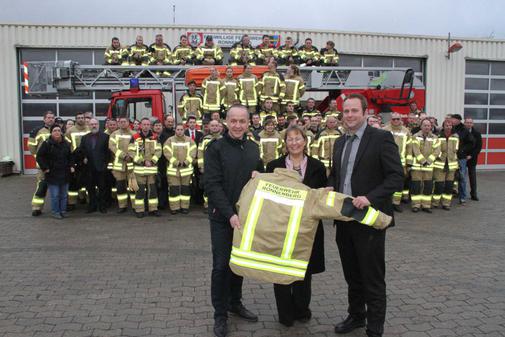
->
xmin=1 ymin=0 xmax=504 ymax=39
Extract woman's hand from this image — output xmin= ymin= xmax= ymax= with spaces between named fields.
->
xmin=70 ymin=167 xmax=75 ymax=173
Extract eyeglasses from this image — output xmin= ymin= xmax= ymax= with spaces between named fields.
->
xmin=391 ymin=118 xmax=401 ymax=121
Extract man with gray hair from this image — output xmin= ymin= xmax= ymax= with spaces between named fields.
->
xmin=78 ymin=118 xmax=110 ymax=213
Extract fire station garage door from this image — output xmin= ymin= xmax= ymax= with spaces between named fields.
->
xmin=465 ymin=60 xmax=505 ymax=169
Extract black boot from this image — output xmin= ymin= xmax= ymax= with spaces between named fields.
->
xmin=334 ymin=315 xmax=366 ymax=334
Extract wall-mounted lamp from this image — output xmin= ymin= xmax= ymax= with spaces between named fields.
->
xmin=447 ymin=32 xmax=463 ymax=59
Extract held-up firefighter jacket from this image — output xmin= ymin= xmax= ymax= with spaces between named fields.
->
xmin=201 ymin=76 xmax=225 ymax=112
xmin=258 ymin=70 xmax=285 ymax=104
xmin=163 ymin=135 xmax=197 ymax=178
xmin=230 ymin=168 xmax=392 ymax=285
xmin=433 ymin=133 xmax=459 ymax=171
xmin=128 ymin=131 xmax=162 ymax=176
xmin=109 ymin=128 xmax=135 ymax=172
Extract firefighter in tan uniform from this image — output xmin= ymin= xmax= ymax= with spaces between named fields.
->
xmin=277 ymin=36 xmax=299 ymax=65
xmin=29 ymin=111 xmax=55 ymax=216
xmin=163 ymin=124 xmax=197 ymax=214
xmin=258 ymin=117 xmax=283 ymax=168
xmin=255 ymin=35 xmax=278 ymax=65
xmin=238 ymin=64 xmax=259 ymax=114
xmin=197 ymin=120 xmax=222 ymax=209
xmin=201 ymin=67 xmax=225 ymax=120
xmin=319 ymin=40 xmax=340 ymax=66
xmin=410 ymin=118 xmax=441 ymax=212
xmin=221 ymin=66 xmax=240 ymax=112
xmin=298 ymin=38 xmax=321 ymax=66
xmin=259 ymin=98 xmax=278 ymax=124
xmin=282 ymin=65 xmax=305 ymax=110
xmin=149 ymin=34 xmax=171 ymax=77
xmin=128 ymin=118 xmax=162 ymax=217
xmin=65 ymin=112 xmax=90 ymax=209
xmin=258 ymin=61 xmax=285 ymax=113
xmin=127 ymin=35 xmax=150 ymax=66
xmin=382 ymin=113 xmax=412 ymax=212
xmin=433 ymin=119 xmax=459 ymax=210
xmin=195 ymin=35 xmax=223 ymax=65
xmin=109 ymin=116 xmax=135 ymax=213
xmin=178 ymin=80 xmax=203 ymax=124
xmin=230 ymin=34 xmax=256 ymax=66
xmin=172 ymin=35 xmax=194 ymax=65
xmin=104 ymin=37 xmax=127 ymax=65
xmin=314 ymin=115 xmax=342 ymax=175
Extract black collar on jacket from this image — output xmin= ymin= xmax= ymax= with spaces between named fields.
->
xmin=223 ymin=131 xmax=247 ymax=146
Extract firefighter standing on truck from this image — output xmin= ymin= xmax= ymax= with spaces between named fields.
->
xmin=201 ymin=67 xmax=225 ymax=121
xmin=197 ymin=119 xmax=222 ymax=209
xmin=282 ymin=65 xmax=305 ymax=110
xmin=230 ymin=34 xmax=256 ymax=66
xmin=128 ymin=118 xmax=162 ymax=218
xmin=410 ymin=118 xmax=440 ymax=213
xmin=221 ymin=66 xmax=240 ymax=113
xmin=65 ymin=111 xmax=90 ymax=210
xmin=238 ymin=64 xmax=259 ymax=114
xmin=163 ymin=123 xmax=196 ymax=215
xmin=256 ymin=35 xmax=278 ymax=65
xmin=314 ymin=115 xmax=342 ymax=176
xmin=432 ymin=119 xmax=459 ymax=210
xmin=382 ymin=113 xmax=412 ymax=212
xmin=149 ymin=34 xmax=171 ymax=77
xmin=257 ymin=60 xmax=285 ymax=113
xmin=195 ymin=35 xmax=223 ymax=65
xmin=172 ymin=35 xmax=194 ymax=65
xmin=109 ymin=116 xmax=135 ymax=213
xmin=178 ymin=80 xmax=203 ymax=124
xmin=104 ymin=37 xmax=126 ymax=65
xmin=127 ymin=35 xmax=150 ymax=66
xmin=29 ymin=110 xmax=55 ymax=216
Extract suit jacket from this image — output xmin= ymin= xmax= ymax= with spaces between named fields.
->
xmin=184 ymin=128 xmax=203 ymax=145
xmin=468 ymin=128 xmax=482 ymax=166
xmin=79 ymin=131 xmax=110 ymax=172
xmin=266 ymin=155 xmax=326 ymax=274
xmin=328 ymin=125 xmax=404 ymax=227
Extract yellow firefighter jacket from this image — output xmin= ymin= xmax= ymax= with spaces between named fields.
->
xmin=258 ymin=129 xmax=283 ymax=167
xmin=172 ymin=44 xmax=194 ymax=64
xmin=127 ymin=131 xmax=162 ymax=176
xmin=434 ymin=132 xmax=459 ymax=171
xmin=411 ymin=131 xmax=441 ymax=171
xmin=230 ymin=168 xmax=392 ymax=284
xmin=201 ymin=76 xmax=225 ymax=111
xmin=163 ymin=135 xmax=197 ymax=178
xmin=104 ymin=45 xmax=126 ymax=65
xmin=258 ymin=70 xmax=285 ymax=103
xmin=128 ymin=44 xmax=150 ymax=66
xmin=28 ymin=125 xmax=51 ymax=168
xmin=382 ymin=124 xmax=412 ymax=166
xmin=230 ymin=43 xmax=256 ymax=66
xmin=149 ymin=43 xmax=171 ymax=65
xmin=221 ymin=78 xmax=240 ymax=108
xmin=65 ymin=124 xmax=90 ymax=152
xmin=283 ymin=75 xmax=305 ymax=105
xmin=195 ymin=45 xmax=224 ymax=65
xmin=197 ymin=133 xmax=222 ymax=173
xmin=178 ymin=92 xmax=203 ymax=120
xmin=109 ymin=128 xmax=135 ymax=172
xmin=314 ymin=128 xmax=342 ymax=169
xmin=238 ymin=73 xmax=259 ymax=106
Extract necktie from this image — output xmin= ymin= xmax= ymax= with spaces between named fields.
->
xmin=191 ymin=130 xmax=195 ymax=141
xmin=339 ymin=134 xmax=357 ymax=193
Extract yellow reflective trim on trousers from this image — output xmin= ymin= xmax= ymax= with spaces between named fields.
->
xmin=442 ymin=194 xmax=452 ymax=200
xmin=230 ymin=256 xmax=306 ymax=278
xmin=68 ymin=191 xmax=78 ymax=197
xmin=117 ymin=194 xmax=128 ymax=201
xmin=32 ymin=197 xmax=44 ymax=205
xmin=148 ymin=198 xmax=158 ymax=205
xmin=240 ymin=194 xmax=264 ymax=251
xmin=326 ymin=191 xmax=336 ymax=207
xmin=134 ymin=199 xmax=144 ymax=206
xmin=281 ymin=206 xmax=303 ymax=259
xmin=232 ymin=247 xmax=307 ymax=269
xmin=169 ymin=196 xmax=181 ymax=202
xmin=362 ymin=207 xmax=380 ymax=226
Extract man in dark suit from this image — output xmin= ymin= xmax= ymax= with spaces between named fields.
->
xmin=327 ymin=93 xmax=404 ymax=337
xmin=464 ymin=117 xmax=482 ymax=201
xmin=79 ymin=118 xmax=110 ymax=213
xmin=184 ymin=115 xmax=204 ymax=145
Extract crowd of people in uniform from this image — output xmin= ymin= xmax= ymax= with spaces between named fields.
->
xmin=29 ymin=97 xmax=482 ymax=219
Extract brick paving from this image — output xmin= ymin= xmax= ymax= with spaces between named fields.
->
xmin=0 ymin=172 xmax=504 ymax=337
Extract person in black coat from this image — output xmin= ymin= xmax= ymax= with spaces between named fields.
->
xmin=266 ymin=125 xmax=326 ymax=327
xmin=78 ymin=118 xmax=110 ymax=213
xmin=464 ymin=117 xmax=482 ymax=200
xmin=451 ymin=114 xmax=474 ymax=203
xmin=36 ymin=124 xmax=75 ymax=219
xmin=327 ymin=94 xmax=403 ymax=337
xmin=157 ymin=115 xmax=176 ymax=209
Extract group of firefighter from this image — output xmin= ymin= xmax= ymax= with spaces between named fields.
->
xmin=29 ymin=91 xmax=477 ymax=218
xmin=104 ymin=33 xmax=339 ymax=68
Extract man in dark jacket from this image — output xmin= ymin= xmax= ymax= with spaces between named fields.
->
xmin=328 ymin=94 xmax=404 ymax=337
xmin=451 ymin=114 xmax=475 ymax=204
xmin=464 ymin=117 xmax=482 ymax=200
xmin=204 ymin=104 xmax=264 ymax=337
xmin=157 ymin=115 xmax=176 ymax=209
xmin=79 ymin=118 xmax=110 ymax=213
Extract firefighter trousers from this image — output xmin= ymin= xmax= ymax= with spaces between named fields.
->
xmin=68 ymin=170 xmax=87 ymax=206
xmin=32 ymin=169 xmax=48 ymax=211
xmin=392 ymin=166 xmax=409 ymax=206
xmin=112 ymin=171 xmax=129 ymax=209
xmin=433 ymin=168 xmax=456 ymax=208
xmin=167 ymin=170 xmax=191 ymax=211
xmin=133 ymin=174 xmax=158 ymax=213
xmin=410 ymin=168 xmax=433 ymax=209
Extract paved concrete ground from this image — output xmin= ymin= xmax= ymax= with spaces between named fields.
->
xmin=0 ymin=172 xmax=504 ymax=337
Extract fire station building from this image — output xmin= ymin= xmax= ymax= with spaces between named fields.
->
xmin=1 ymin=23 xmax=505 ymax=172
